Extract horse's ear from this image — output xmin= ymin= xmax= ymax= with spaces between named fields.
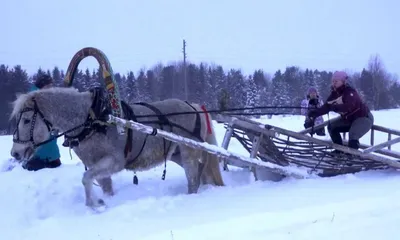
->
xmin=10 ymin=92 xmax=24 ymax=112
xmin=15 ymin=92 xmax=23 ymax=99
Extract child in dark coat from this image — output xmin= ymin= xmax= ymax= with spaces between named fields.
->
xmin=300 ymin=87 xmax=326 ymax=136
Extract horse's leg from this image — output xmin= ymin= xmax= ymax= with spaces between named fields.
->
xmin=200 ymin=151 xmax=212 ymax=184
xmin=166 ymin=143 xmax=180 ymax=165
xmin=82 ymin=155 xmax=123 ymax=208
xmin=169 ymin=146 xmax=209 ymax=186
xmin=95 ymin=176 xmax=114 ymax=196
xmin=179 ymin=145 xmax=202 ymax=194
xmin=173 ymin=149 xmax=212 ymax=186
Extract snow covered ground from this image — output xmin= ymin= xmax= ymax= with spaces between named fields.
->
xmin=1 ymin=109 xmax=400 ymax=240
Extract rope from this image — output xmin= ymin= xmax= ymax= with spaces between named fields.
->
xmin=35 ymin=122 xmax=88 ymax=147
xmin=132 ymin=105 xmax=314 ymax=119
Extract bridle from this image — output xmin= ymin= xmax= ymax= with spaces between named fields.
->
xmin=12 ymin=89 xmax=112 ymax=150
xmin=13 ymin=98 xmax=54 ymax=149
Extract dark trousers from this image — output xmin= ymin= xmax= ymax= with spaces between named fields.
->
xmin=304 ymin=119 xmax=326 ymax=136
xmin=328 ymin=112 xmax=374 ymax=149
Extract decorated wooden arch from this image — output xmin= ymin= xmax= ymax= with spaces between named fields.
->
xmin=63 ymin=47 xmax=123 ymax=119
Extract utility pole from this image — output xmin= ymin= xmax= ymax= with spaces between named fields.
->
xmin=183 ymin=39 xmax=188 ymax=100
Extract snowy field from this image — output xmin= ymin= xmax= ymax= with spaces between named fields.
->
xmin=1 ymin=109 xmax=400 ymax=240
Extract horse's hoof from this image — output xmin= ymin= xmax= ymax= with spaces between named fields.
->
xmin=87 ymin=199 xmax=107 ymax=213
xmin=98 ymin=199 xmax=105 ymax=205
xmin=85 ymin=198 xmax=106 ymax=207
xmin=92 ymin=204 xmax=107 ymax=213
xmin=104 ymin=190 xmax=114 ymax=197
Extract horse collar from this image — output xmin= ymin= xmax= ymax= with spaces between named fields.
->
xmin=63 ymin=87 xmax=110 ymax=148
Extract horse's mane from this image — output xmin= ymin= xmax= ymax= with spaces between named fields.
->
xmin=10 ymin=87 xmax=81 ymax=120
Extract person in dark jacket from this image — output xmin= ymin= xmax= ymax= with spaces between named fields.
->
xmin=307 ymin=71 xmax=374 ymax=152
xmin=22 ymin=74 xmax=62 ymax=171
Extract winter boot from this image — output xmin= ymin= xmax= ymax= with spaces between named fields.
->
xmin=348 ymin=139 xmax=360 ymax=150
xmin=46 ymin=159 xmax=62 ymax=168
xmin=23 ymin=158 xmax=61 ymax=171
xmin=22 ymin=158 xmax=48 ymax=171
xmin=331 ymin=140 xmax=359 ymax=160
xmin=316 ymin=128 xmax=326 ymax=136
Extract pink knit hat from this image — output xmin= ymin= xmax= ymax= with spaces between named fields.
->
xmin=332 ymin=71 xmax=348 ymax=81
xmin=307 ymin=87 xmax=318 ymax=94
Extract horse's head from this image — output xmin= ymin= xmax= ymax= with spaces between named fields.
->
xmin=10 ymin=92 xmax=53 ymax=161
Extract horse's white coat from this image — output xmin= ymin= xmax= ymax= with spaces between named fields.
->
xmin=10 ymin=87 xmax=224 ymax=210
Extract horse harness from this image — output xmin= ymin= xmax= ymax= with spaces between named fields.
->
xmin=62 ymin=87 xmax=111 ymax=148
xmin=59 ymin=88 xmax=205 ymax=183
xmin=122 ymin=100 xmax=205 ymax=184
xmin=14 ymin=87 xmax=205 ymax=184
xmin=61 ymin=88 xmax=203 ymax=146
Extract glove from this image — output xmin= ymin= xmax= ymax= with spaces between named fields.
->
xmin=308 ymin=98 xmax=318 ymax=107
xmin=304 ymin=119 xmax=314 ymax=129
xmin=329 ymin=104 xmax=340 ymax=112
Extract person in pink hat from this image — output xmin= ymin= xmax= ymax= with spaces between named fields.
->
xmin=300 ymin=87 xmax=326 ymax=136
xmin=307 ymin=71 xmax=374 ymax=154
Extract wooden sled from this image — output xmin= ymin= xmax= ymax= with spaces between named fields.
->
xmin=216 ymin=114 xmax=400 ymax=179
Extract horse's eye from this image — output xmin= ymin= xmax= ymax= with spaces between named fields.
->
xmin=23 ymin=119 xmax=31 ymax=124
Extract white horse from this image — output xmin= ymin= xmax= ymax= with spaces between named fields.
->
xmin=10 ymin=87 xmax=224 ymax=210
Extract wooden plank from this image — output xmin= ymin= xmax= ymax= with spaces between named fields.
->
xmin=250 ymin=135 xmax=262 ymax=180
xmin=299 ymin=117 xmax=400 ymax=137
xmin=298 ymin=116 xmax=341 ymax=135
xmin=372 ymin=125 xmax=400 ymax=136
xmin=347 ymin=141 xmax=400 ymax=159
xmin=363 ymin=137 xmax=400 ymax=154
xmin=221 ymin=125 xmax=234 ymax=171
xmin=215 ymin=114 xmax=279 ymax=138
xmin=371 ymin=129 xmax=374 ymax=146
xmin=245 ymin=132 xmax=289 ymax=166
xmin=107 ymin=115 xmax=311 ymax=179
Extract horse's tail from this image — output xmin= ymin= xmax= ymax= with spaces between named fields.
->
xmin=194 ymin=104 xmax=225 ymax=187
xmin=203 ymin=122 xmax=225 ymax=186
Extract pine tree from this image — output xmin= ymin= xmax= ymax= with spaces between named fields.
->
xmin=271 ymin=70 xmax=291 ymax=115
xmin=125 ymin=71 xmax=138 ymax=103
xmin=358 ymin=68 xmax=375 ymax=109
xmin=226 ymin=69 xmax=246 ymax=110
xmin=52 ymin=67 xmax=62 ymax=86
xmin=245 ymin=75 xmax=259 ymax=115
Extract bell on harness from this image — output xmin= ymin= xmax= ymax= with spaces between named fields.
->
xmin=62 ymin=138 xmax=79 ymax=148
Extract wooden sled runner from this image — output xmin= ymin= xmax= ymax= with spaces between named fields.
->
xmin=216 ymin=114 xmax=400 ymax=178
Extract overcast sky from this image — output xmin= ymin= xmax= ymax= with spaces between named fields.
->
xmin=2 ymin=0 xmax=399 ymax=77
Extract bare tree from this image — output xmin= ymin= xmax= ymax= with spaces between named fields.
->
xmin=367 ymin=54 xmax=391 ymax=109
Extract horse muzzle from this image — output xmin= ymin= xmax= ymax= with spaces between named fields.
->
xmin=10 ymin=146 xmax=34 ymax=161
